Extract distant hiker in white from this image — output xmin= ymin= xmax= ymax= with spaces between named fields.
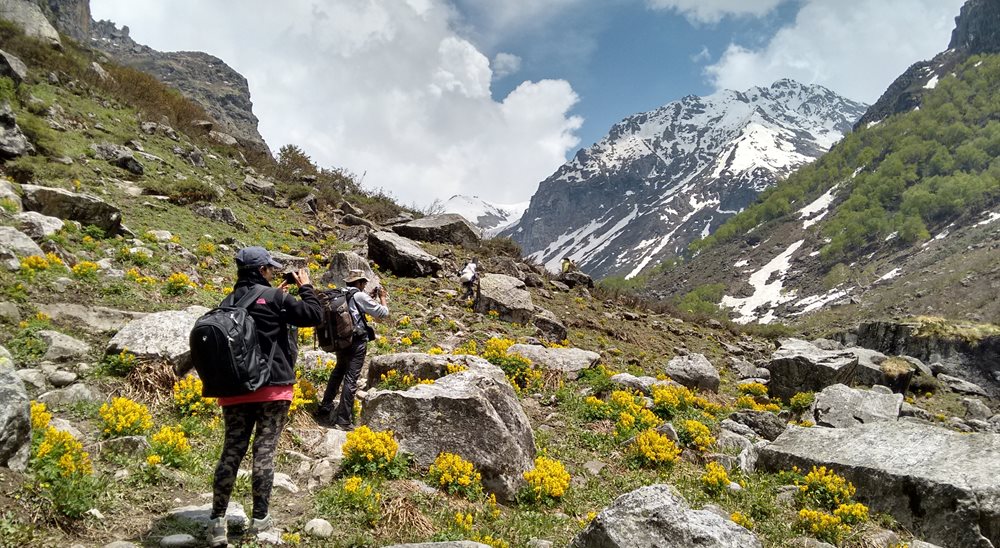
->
xmin=458 ymin=258 xmax=478 ymax=301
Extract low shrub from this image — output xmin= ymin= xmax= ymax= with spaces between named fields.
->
xmin=521 ymin=456 xmax=570 ymax=504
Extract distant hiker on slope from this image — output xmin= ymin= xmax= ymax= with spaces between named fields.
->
xmin=561 ymin=256 xmax=578 ymax=273
xmin=458 ymin=257 xmax=479 ymax=301
xmin=204 ymin=247 xmax=322 ymax=547
xmin=315 ymin=269 xmax=390 ymax=431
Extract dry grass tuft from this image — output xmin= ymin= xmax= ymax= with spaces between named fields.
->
xmin=376 ymin=496 xmax=435 ymax=540
xmin=122 ymin=361 xmax=176 ymax=403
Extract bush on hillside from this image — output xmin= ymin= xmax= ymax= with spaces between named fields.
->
xmin=478 ymin=237 xmax=522 ymax=258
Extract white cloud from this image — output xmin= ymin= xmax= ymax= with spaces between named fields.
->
xmin=705 ymin=0 xmax=966 ymax=102
xmin=90 ymin=0 xmax=582 ymax=206
xmin=492 ymin=52 xmax=522 ymax=78
xmin=690 ymin=46 xmax=710 ymax=63
xmin=647 ymin=0 xmax=786 ymax=23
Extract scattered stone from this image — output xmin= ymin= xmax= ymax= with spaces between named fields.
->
xmin=89 ymin=143 xmax=143 ymax=175
xmin=664 ymin=353 xmax=720 ymax=392
xmin=938 ymin=374 xmax=989 ymax=397
xmin=21 ymin=184 xmax=123 ymax=235
xmin=339 ymin=201 xmax=364 ymax=216
xmin=39 ymin=383 xmax=102 ymax=407
xmin=0 ymin=49 xmax=27 ymax=84
xmin=15 ymin=211 xmax=64 ymax=241
xmin=159 ymin=534 xmax=197 ymax=548
xmin=37 ymin=330 xmax=90 ymax=362
xmin=549 ymin=280 xmax=570 ymax=292
xmin=862 ymin=528 xmax=900 ymax=548
xmin=391 ymin=213 xmax=482 ymax=247
xmin=46 ymin=369 xmax=77 ymax=388
xmin=367 ymin=231 xmax=442 ymax=277
xmin=727 ymin=410 xmax=787 ymax=441
xmin=383 ymin=543 xmax=491 ymax=548
xmin=963 ymin=398 xmax=992 ymax=420
xmin=0 ymin=226 xmax=43 ymax=269
xmin=0 ymin=302 xmax=21 ymax=324
xmin=569 ymin=484 xmax=761 ymax=547
xmin=304 ymin=518 xmax=333 ymax=538
xmin=192 ymin=205 xmax=246 ymax=230
xmin=36 ymin=303 xmax=146 ymax=333
xmin=532 ymin=307 xmax=567 ymax=342
xmin=167 ymin=502 xmax=248 ymax=532
xmin=809 ymin=384 xmax=902 ymax=428
xmin=900 ymin=402 xmax=933 ymax=421
xmin=208 ymin=130 xmax=238 ymax=147
xmin=146 ymin=230 xmax=173 ymax=242
xmin=507 ymin=344 xmax=600 ymax=380
xmin=557 ymin=270 xmax=594 ymax=289
xmin=242 ymin=175 xmax=275 ymax=197
xmin=103 ymin=542 xmax=138 ymax=548
xmin=98 ymin=435 xmax=151 ymax=456
xmin=759 ymin=421 xmax=1000 ymax=547
xmin=583 ymin=460 xmax=606 ymax=476
xmin=0 ymin=354 xmax=30 ymax=471
xmin=363 ymin=356 xmax=536 ymax=501
xmin=609 ymin=373 xmax=670 ymax=396
xmin=527 ymin=540 xmax=554 ymax=548
xmin=272 ymin=472 xmax=299 ymax=494
xmin=15 ymin=369 xmax=46 ymax=390
xmin=766 ymin=339 xmax=859 ymax=399
xmin=0 ymin=179 xmax=20 ymax=212
xmin=474 ymin=274 xmax=535 ymax=324
xmin=0 ymin=102 xmax=33 ymax=159
xmin=107 ymin=306 xmax=208 ymax=365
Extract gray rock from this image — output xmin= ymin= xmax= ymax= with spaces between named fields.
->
xmin=272 ymin=472 xmax=299 ymax=494
xmin=938 ymin=374 xmax=989 ymax=397
xmin=809 ymin=384 xmax=902 ymax=428
xmin=0 ymin=226 xmax=43 ymax=263
xmin=569 ymin=484 xmax=760 ymax=548
xmin=106 ymin=306 xmax=208 ymax=365
xmin=727 ymin=410 xmax=787 ymax=441
xmin=664 ymin=353 xmax=719 ymax=392
xmin=609 ymin=373 xmax=672 ymax=396
xmin=720 ymin=419 xmax=758 ymax=439
xmin=0 ymin=102 xmax=32 ymax=158
xmin=900 ymin=402 xmax=933 ymax=421
xmin=766 ymin=339 xmax=858 ymax=399
xmin=98 ymin=435 xmax=150 ymax=456
xmin=527 ymin=540 xmax=554 ymax=548
xmin=0 ymin=363 xmax=30 ymax=471
xmin=759 ymin=421 xmax=1000 ymax=548
xmin=49 ymin=417 xmax=82 ymax=439
xmin=550 ymin=280 xmax=570 ymax=292
xmin=367 ymin=231 xmax=442 ymax=277
xmin=0 ymin=179 xmax=20 ymax=212
xmin=340 ymin=201 xmax=364 ymax=216
xmin=38 ymin=382 xmax=102 ymax=407
xmin=15 ymin=369 xmax=46 ymax=390
xmin=192 ymin=205 xmax=246 ymax=230
xmin=103 ymin=542 xmax=138 ymax=548
xmin=21 ymin=185 xmax=123 ymax=235
xmin=532 ymin=307 xmax=567 ymax=342
xmin=15 ymin=211 xmax=64 ymax=242
xmin=342 ymin=213 xmax=375 ymax=229
xmin=159 ymin=534 xmax=197 ymax=548
xmin=365 ymin=353 xmax=485 ymax=388
xmin=208 ymin=130 xmax=238 ymax=147
xmin=0 ymin=302 xmax=20 ymax=324
xmin=0 ymin=1 xmax=60 ymax=47
xmin=583 ymin=460 xmax=606 ymax=476
xmin=557 ymin=270 xmax=595 ymax=289
xmin=319 ymin=250 xmax=381 ymax=291
xmin=910 ymin=541 xmax=944 ymax=548
xmin=46 ymin=369 xmax=77 ymax=388
xmin=36 ymin=303 xmax=146 ymax=333
xmin=89 ymin=143 xmax=143 ymax=175
xmin=383 ymin=543 xmax=491 ymax=548
xmin=242 ymin=175 xmax=275 ymax=197
xmin=363 ymin=356 xmax=536 ymax=502
xmin=0 ymin=49 xmax=27 ymax=84
xmin=964 ymin=398 xmax=992 ymax=421
xmin=843 ymin=347 xmax=887 ymax=387
xmin=304 ymin=518 xmax=333 ymax=538
xmin=507 ymin=344 xmax=600 ymax=380
xmin=167 ymin=502 xmax=248 ymax=532
xmin=392 ymin=213 xmax=482 ymax=247
xmin=37 ymin=330 xmax=91 ymax=362
xmin=474 ymin=273 xmax=534 ymax=324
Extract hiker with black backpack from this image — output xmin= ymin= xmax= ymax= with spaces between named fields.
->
xmin=315 ymin=269 xmax=389 ymax=430
xmin=193 ymin=247 xmax=322 ymax=547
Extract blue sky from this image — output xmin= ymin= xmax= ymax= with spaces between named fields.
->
xmin=92 ymin=0 xmax=963 ymax=206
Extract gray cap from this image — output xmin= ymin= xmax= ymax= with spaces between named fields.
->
xmin=235 ymin=246 xmax=283 ymax=269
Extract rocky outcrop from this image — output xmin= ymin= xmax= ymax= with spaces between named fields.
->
xmin=766 ymin=339 xmax=858 ymax=399
xmin=21 ymin=184 xmax=123 ymax=235
xmin=362 ymin=356 xmax=536 ymax=501
xmin=367 ymin=231 xmax=442 ymax=278
xmin=759 ymin=421 xmax=1000 ymax=548
xmin=664 ymin=354 xmax=720 ymax=392
xmin=365 ymin=353 xmax=482 ymax=389
xmin=0 ymin=49 xmax=27 ymax=85
xmin=558 ymin=270 xmax=594 ymax=289
xmin=809 ymin=384 xmax=902 ymax=429
xmin=89 ymin=143 xmax=144 ymax=175
xmin=727 ymin=410 xmax=787 ymax=441
xmin=391 ymin=213 xmax=482 ymax=247
xmin=506 ymin=344 xmax=600 ymax=380
xmin=106 ymin=306 xmax=208 ymax=364
xmin=0 ymin=226 xmax=43 ymax=268
xmin=0 ymin=101 xmax=33 ymax=159
xmin=0 ymin=347 xmax=30 ymax=471
xmin=319 ymin=251 xmax=381 ymax=291
xmin=15 ymin=211 xmax=63 ymax=241
xmin=570 ymin=484 xmax=761 ymax=548
xmin=474 ymin=274 xmax=534 ymax=324
xmin=192 ymin=205 xmax=246 ymax=230
xmin=0 ymin=0 xmax=61 ymax=47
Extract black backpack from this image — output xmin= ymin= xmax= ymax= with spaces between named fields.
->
xmin=189 ymin=285 xmax=278 ymax=397
xmin=316 ymin=287 xmax=364 ymax=351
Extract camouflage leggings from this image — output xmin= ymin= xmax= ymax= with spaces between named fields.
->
xmin=211 ymin=400 xmax=290 ymax=520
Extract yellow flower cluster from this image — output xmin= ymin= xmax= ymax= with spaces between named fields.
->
xmin=454 ymin=511 xmax=474 ymax=530
xmin=290 ymin=371 xmax=316 ymax=415
xmin=428 ymin=452 xmax=483 ymax=498
xmin=428 ymin=346 xmax=445 ymax=355
xmin=487 ymin=310 xmax=500 ymax=318
xmin=71 ymin=261 xmax=99 ymax=279
xmin=452 ymin=340 xmax=478 ymax=355
xmin=700 ymin=461 xmax=731 ymax=494
xmin=735 ymin=394 xmax=781 ymax=413
xmin=125 ymin=268 xmax=156 ymax=286
xmin=731 ymin=511 xmax=754 ymax=530
xmin=31 ymin=401 xmax=52 ymax=431
xmin=472 ymin=535 xmax=509 ymax=548
xmin=298 ymin=327 xmax=315 ymax=345
xmin=281 ymin=532 xmax=302 ymax=545
xmin=379 ymin=369 xmax=422 ymax=390
xmin=397 ymin=315 xmax=411 ymax=327
xmin=446 ymin=362 xmax=468 ymax=374
xmin=307 ymin=262 xmax=321 ymax=272
xmin=81 ymin=235 xmax=99 ymax=250
xmin=342 ymin=426 xmax=399 ymax=474
xmin=400 ymin=337 xmax=413 ymax=346
xmin=615 ymin=408 xmax=662 ymax=437
xmin=677 ymin=419 xmax=715 ymax=452
xmin=146 ymin=454 xmax=163 ymax=466
xmin=650 ymin=384 xmax=721 ymax=417
xmin=523 ymin=456 xmax=570 ymax=501
xmin=340 ymin=476 xmax=381 ymax=522
xmin=629 ymin=428 xmax=681 ymax=467
xmin=20 ymin=254 xmax=54 ymax=273
xmin=149 ymin=425 xmax=191 ymax=467
xmin=797 ymin=466 xmax=857 ymax=509
xmin=789 ymin=392 xmax=815 ymax=413
xmin=409 ymin=330 xmax=422 ymax=342
xmin=833 ymin=502 xmax=869 ymax=525
xmin=797 ymin=508 xmax=850 ymax=544
xmin=35 ymin=426 xmax=93 ymax=477
xmin=164 ymin=272 xmax=197 ymax=295
xmin=172 ymin=375 xmax=218 ymax=417
xmin=737 ymin=382 xmax=769 ymax=397
xmin=481 ymin=337 xmax=516 ymax=360
xmin=197 ymin=242 xmax=216 ymax=256
xmin=98 ymin=397 xmax=153 ymax=437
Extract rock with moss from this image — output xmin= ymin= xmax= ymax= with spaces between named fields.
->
xmin=367 ymin=231 xmax=442 ymax=277
xmin=760 ymin=421 xmax=1000 ymax=548
xmin=570 ymin=484 xmax=761 ymax=548
xmin=808 ymin=384 xmax=902 ymax=428
xmin=531 ymin=307 xmax=567 ymax=342
xmin=362 ymin=355 xmax=536 ymax=501
xmin=391 ymin=213 xmax=482 ymax=247
xmin=474 ymin=273 xmax=534 ymax=324
xmin=21 ymin=184 xmax=123 ymax=235
xmin=507 ymin=344 xmax=599 ymax=380
xmin=766 ymin=339 xmax=858 ymax=399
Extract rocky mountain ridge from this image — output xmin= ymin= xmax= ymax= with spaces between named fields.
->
xmin=441 ymin=194 xmax=527 ymax=237
xmin=505 ymin=79 xmax=867 ymax=279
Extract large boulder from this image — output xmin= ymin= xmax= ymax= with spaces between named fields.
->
xmin=21 ymin=184 xmax=123 ymax=235
xmin=37 ymin=330 xmax=90 ymax=362
xmin=106 ymin=306 xmax=208 ymax=364
xmin=664 ymin=354 xmax=720 ymax=392
xmin=0 ymin=179 xmax=20 ymax=212
xmin=362 ymin=355 xmax=536 ymax=501
xmin=0 ymin=49 xmax=27 ymax=85
xmin=89 ymin=143 xmax=144 ymax=175
xmin=242 ymin=175 xmax=275 ymax=197
xmin=558 ymin=270 xmax=595 ymax=289
xmin=0 ymin=102 xmax=33 ymax=158
xmin=532 ymin=307 xmax=567 ymax=342
xmin=36 ymin=303 xmax=146 ymax=333
xmin=474 ymin=274 xmax=534 ymax=324
xmin=319 ymin=250 xmax=381 ymax=291
xmin=507 ymin=344 xmax=600 ymax=380
xmin=844 ymin=347 xmax=888 ymax=387
xmin=367 ymin=231 xmax=442 ymax=277
xmin=0 ymin=226 xmax=43 ymax=265
xmin=0 ymin=347 xmax=30 ymax=471
xmin=766 ymin=339 xmax=859 ymax=399
xmin=759 ymin=421 xmax=1000 ymax=548
xmin=0 ymin=0 xmax=61 ymax=48
xmin=15 ymin=211 xmax=64 ymax=241
xmin=391 ymin=213 xmax=482 ymax=247
xmin=570 ymin=484 xmax=761 ymax=548
xmin=365 ymin=353 xmax=484 ymax=388
xmin=809 ymin=384 xmax=902 ymax=428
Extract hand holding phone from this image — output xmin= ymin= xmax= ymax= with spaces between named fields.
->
xmin=283 ymin=272 xmax=298 ymax=285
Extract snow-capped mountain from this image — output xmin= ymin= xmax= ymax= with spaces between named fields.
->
xmin=503 ymin=79 xmax=868 ymax=279
xmin=441 ymin=195 xmax=528 ymax=237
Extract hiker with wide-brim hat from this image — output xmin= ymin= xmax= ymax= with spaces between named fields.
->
xmin=316 ymin=269 xmax=390 ymax=430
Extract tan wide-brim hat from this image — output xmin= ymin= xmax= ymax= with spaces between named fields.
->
xmin=344 ymin=269 xmax=369 ymax=284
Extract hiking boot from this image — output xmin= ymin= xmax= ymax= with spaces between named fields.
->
xmin=249 ymin=514 xmax=272 ymax=533
xmin=332 ymin=422 xmax=355 ymax=432
xmin=206 ymin=516 xmax=227 ymax=547
xmin=311 ymin=407 xmax=331 ymax=424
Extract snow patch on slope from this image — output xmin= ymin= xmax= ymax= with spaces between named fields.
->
xmin=798 ymin=185 xmax=839 ymax=229
xmin=721 ymin=240 xmax=804 ymax=324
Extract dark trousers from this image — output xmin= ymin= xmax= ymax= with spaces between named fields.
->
xmin=319 ymin=339 xmax=368 ymax=426
xmin=211 ymin=400 xmax=290 ymax=520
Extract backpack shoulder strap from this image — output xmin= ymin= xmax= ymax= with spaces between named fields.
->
xmin=225 ymin=285 xmax=270 ymax=309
